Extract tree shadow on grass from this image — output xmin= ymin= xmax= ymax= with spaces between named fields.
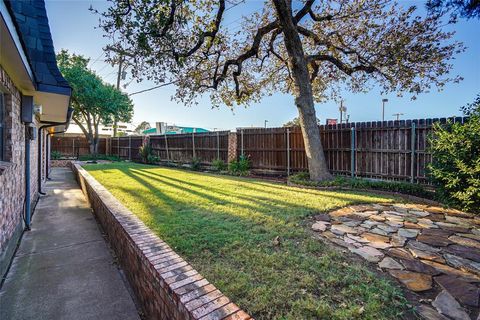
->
xmin=134 ymin=167 xmax=389 ymax=217
xmin=130 ymin=168 xmax=315 ymax=219
xmin=84 ymin=163 xmax=409 ymax=320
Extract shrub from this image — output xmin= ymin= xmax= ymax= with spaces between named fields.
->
xmin=229 ymin=154 xmax=250 ymax=176
xmin=428 ymin=116 xmax=480 ymax=212
xmin=147 ymin=154 xmax=160 ymax=164
xmin=289 ymin=173 xmax=434 ymax=200
xmin=212 ymin=159 xmax=227 ymax=171
xmin=51 ymin=150 xmax=62 ymax=160
xmin=139 ymin=144 xmax=153 ymax=163
xmin=191 ymin=157 xmax=202 ymax=171
xmin=78 ymin=154 xmax=120 ymax=161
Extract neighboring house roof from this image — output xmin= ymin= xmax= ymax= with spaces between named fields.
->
xmin=142 ymin=128 xmax=157 ymax=134
xmin=143 ymin=126 xmax=210 ymax=135
xmin=179 ymin=127 xmax=209 ymax=133
xmin=4 ymin=0 xmax=70 ymax=96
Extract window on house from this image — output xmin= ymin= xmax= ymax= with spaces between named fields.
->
xmin=0 ymin=92 xmax=4 ymax=161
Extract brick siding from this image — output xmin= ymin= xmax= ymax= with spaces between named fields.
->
xmin=71 ymin=163 xmax=251 ymax=320
xmin=50 ymin=159 xmax=72 ymax=167
xmin=0 ymin=65 xmax=47 ymax=277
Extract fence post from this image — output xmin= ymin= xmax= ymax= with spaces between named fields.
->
xmin=286 ymin=128 xmax=290 ymax=176
xmin=411 ymin=122 xmax=416 ymax=183
xmin=117 ymin=137 xmax=120 ymax=157
xmin=216 ymin=131 xmax=220 ymax=160
xmin=72 ymin=139 xmax=75 ymax=158
xmin=350 ymin=127 xmax=355 ymax=177
xmin=227 ymin=132 xmax=237 ymax=163
xmin=128 ymin=136 xmax=132 ymax=160
xmin=192 ymin=132 xmax=196 ymax=158
xmin=241 ymin=129 xmax=244 ymax=156
xmin=164 ymin=133 xmax=169 ymax=161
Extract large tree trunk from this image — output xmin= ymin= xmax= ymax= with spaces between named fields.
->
xmin=272 ymin=0 xmax=332 ymax=181
xmin=93 ymin=122 xmax=100 ymax=156
xmin=89 ymin=142 xmax=97 ymax=155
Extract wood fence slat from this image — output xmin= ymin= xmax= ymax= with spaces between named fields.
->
xmin=51 ymin=118 xmax=447 ymax=185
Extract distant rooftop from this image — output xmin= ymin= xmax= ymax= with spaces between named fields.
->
xmin=143 ymin=126 xmax=209 ymax=135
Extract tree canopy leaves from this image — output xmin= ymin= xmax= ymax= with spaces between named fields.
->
xmin=57 ymin=50 xmax=134 ymax=152
xmin=95 ymin=0 xmax=464 ymax=107
xmin=426 ymin=0 xmax=480 ymax=20
xmin=283 ymin=116 xmax=321 ymax=127
xmin=428 ymin=95 xmax=480 ymax=212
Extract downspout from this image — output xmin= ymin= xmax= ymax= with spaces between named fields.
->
xmin=37 ymin=107 xmax=73 ymax=194
xmin=45 ymin=130 xmax=66 ymax=179
xmin=25 ymin=125 xmax=32 ymax=230
xmin=22 ymin=96 xmax=35 ymax=231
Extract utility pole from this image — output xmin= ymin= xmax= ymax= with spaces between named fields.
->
xmin=382 ymin=98 xmax=388 ymax=122
xmin=393 ymin=113 xmax=404 ymax=121
xmin=113 ymin=55 xmax=124 ymax=137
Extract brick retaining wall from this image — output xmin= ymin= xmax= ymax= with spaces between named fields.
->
xmin=51 ymin=159 xmax=73 ymax=167
xmin=71 ymin=163 xmax=251 ymax=320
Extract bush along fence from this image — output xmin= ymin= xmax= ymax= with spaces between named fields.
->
xmin=51 ymin=117 xmax=469 ymax=184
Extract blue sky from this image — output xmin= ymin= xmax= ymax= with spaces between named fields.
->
xmin=45 ymin=0 xmax=480 ymax=131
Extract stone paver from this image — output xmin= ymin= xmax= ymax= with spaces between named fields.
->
xmin=311 ymin=203 xmax=480 ymax=320
xmin=0 ymin=168 xmax=140 ymax=320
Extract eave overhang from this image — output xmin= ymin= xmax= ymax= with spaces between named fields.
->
xmin=0 ymin=0 xmax=72 ymax=124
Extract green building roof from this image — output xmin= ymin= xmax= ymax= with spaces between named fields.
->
xmin=142 ymin=126 xmax=209 ymax=135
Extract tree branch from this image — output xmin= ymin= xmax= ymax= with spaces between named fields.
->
xmin=209 ymin=20 xmax=281 ymax=96
xmin=174 ymin=0 xmax=226 ymax=59
xmin=307 ymin=54 xmax=377 ymax=75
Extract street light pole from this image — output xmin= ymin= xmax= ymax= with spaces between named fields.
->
xmin=393 ymin=113 xmax=404 ymax=121
xmin=382 ymin=98 xmax=388 ymax=122
xmin=339 ymin=100 xmax=346 ymax=124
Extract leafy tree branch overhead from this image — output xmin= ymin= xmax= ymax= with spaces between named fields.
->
xmin=95 ymin=0 xmax=464 ymax=181
xmin=57 ymin=50 xmax=134 ymax=154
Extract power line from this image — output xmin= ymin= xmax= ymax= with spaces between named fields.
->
xmin=128 ymin=80 xmax=179 ymax=96
xmin=89 ymin=52 xmax=105 ymax=67
xmin=225 ymin=0 xmax=244 ymax=11
xmin=95 ymin=62 xmax=113 ymax=77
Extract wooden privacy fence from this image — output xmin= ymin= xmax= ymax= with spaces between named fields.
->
xmin=237 ymin=117 xmax=467 ymax=184
xmin=51 ymin=136 xmax=106 ymax=157
xmin=110 ymin=131 xmax=230 ymax=164
xmin=111 ymin=136 xmax=144 ymax=162
xmin=51 ymin=117 xmax=468 ymax=185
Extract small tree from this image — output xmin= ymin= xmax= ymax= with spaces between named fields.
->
xmin=284 ymin=116 xmax=320 ymax=127
xmin=428 ymin=96 xmax=480 ymax=212
xmin=134 ymin=121 xmax=151 ymax=134
xmin=96 ymin=0 xmax=463 ymax=180
xmin=57 ymin=50 xmax=134 ymax=154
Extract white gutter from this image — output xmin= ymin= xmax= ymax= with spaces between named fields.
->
xmin=0 ymin=0 xmax=34 ymax=83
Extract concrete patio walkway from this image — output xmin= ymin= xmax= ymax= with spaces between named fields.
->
xmin=0 ymin=168 xmax=140 ymax=320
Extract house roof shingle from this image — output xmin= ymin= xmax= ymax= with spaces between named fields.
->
xmin=4 ymin=0 xmax=71 ymax=95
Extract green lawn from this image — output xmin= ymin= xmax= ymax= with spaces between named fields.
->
xmin=84 ymin=162 xmax=408 ymax=319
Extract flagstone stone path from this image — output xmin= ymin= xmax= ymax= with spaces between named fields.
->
xmin=311 ymin=203 xmax=480 ymax=320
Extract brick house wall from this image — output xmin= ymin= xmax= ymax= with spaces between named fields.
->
xmin=0 ymin=65 xmax=45 ymax=277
